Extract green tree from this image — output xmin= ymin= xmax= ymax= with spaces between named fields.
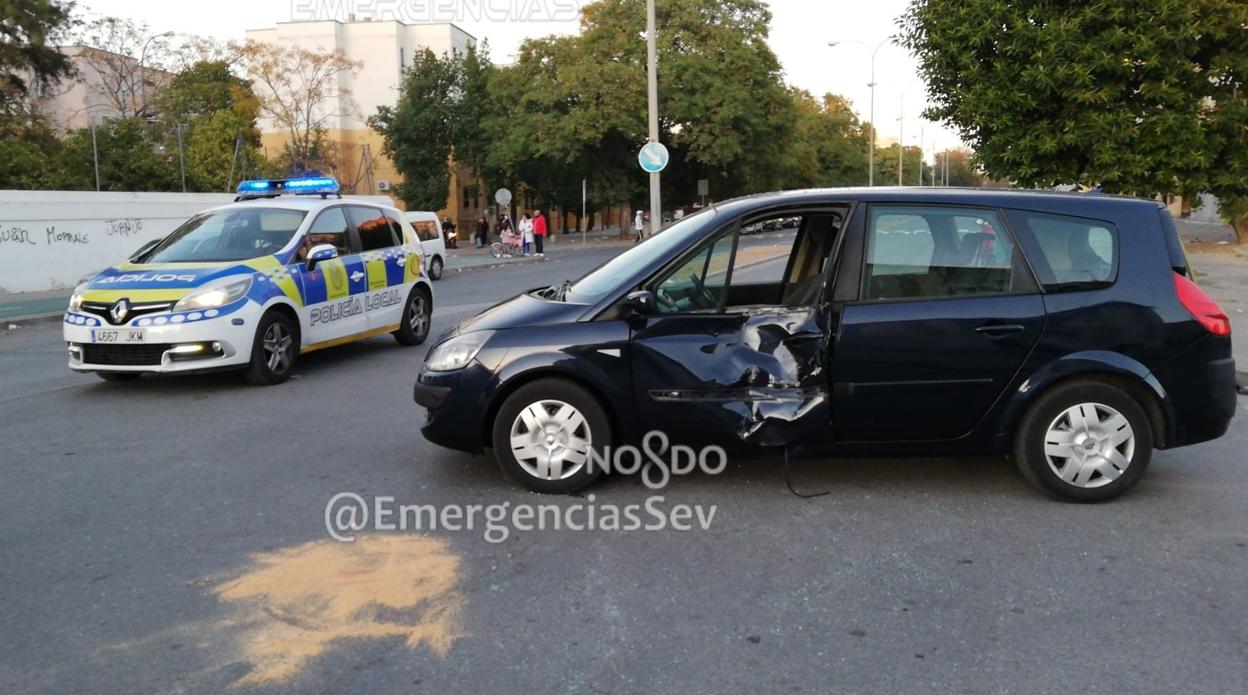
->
xmin=900 ymin=0 xmax=1248 ymax=239
xmin=370 ymin=48 xmax=458 ymax=210
xmin=873 ymin=143 xmax=926 ymax=187
xmin=155 ymin=60 xmax=266 ymax=191
xmin=0 ymin=0 xmax=76 ymax=117
xmin=930 ymin=148 xmax=984 ymax=188
xmin=785 ymin=91 xmax=870 ymax=188
xmin=52 ymin=117 xmax=178 ymax=191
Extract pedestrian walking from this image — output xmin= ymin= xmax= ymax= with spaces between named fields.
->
xmin=533 ymin=209 xmax=548 ymax=256
xmin=520 ymin=213 xmax=534 ymax=256
xmin=634 ymin=210 xmax=645 ymax=244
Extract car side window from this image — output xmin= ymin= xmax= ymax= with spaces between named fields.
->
xmin=348 ymin=206 xmax=398 ymax=252
xmin=299 ymin=207 xmax=351 ymax=260
xmin=385 ymin=214 xmax=408 ymax=245
xmin=654 ymin=230 xmax=736 ymax=313
xmin=1007 ymin=211 xmax=1117 ymax=290
xmin=865 ymin=206 xmax=1015 ymax=300
xmin=411 ymin=220 xmax=439 ymax=243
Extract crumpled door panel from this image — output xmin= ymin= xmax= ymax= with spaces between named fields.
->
xmin=633 ymin=307 xmax=830 ymax=449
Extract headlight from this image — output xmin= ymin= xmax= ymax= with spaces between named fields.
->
xmin=67 ymin=280 xmax=91 ymax=312
xmin=425 ymin=331 xmax=492 ymax=372
xmin=173 ymin=277 xmax=253 ymax=312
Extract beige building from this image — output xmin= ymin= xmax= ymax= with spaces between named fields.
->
xmin=244 ymin=18 xmax=482 ymax=222
xmin=35 ymin=45 xmax=171 ymax=131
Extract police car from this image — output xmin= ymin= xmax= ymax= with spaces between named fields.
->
xmin=63 ymin=177 xmax=434 ymax=385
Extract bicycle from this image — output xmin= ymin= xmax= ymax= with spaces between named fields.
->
xmin=490 ymin=233 xmax=525 ymax=258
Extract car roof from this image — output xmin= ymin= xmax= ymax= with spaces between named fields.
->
xmin=712 ymin=187 xmax=1162 ymax=219
xmin=204 ymin=196 xmax=401 ymax=215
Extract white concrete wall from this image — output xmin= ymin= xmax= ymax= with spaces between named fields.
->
xmin=0 ymin=191 xmax=237 ymax=295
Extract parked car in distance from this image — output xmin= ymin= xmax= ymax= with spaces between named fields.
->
xmin=405 ymin=211 xmax=446 ymax=280
xmin=414 ymin=188 xmax=1235 ymax=502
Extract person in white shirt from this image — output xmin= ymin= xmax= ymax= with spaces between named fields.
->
xmin=634 ymin=210 xmax=645 ymax=243
xmin=520 ymin=213 xmax=535 ymax=256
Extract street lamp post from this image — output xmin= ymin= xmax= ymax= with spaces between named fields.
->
xmin=828 ymin=39 xmax=891 ymax=187
xmin=645 ymin=0 xmax=661 ymax=238
xmin=137 ymin=32 xmax=173 ymax=117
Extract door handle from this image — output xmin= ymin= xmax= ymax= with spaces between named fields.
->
xmin=975 ymin=324 xmax=1026 ymax=336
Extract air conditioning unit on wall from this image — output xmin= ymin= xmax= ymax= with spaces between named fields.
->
xmin=377 ymin=180 xmax=392 ymax=191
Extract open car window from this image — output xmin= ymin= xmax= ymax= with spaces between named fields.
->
xmin=651 ymin=211 xmax=844 ymax=314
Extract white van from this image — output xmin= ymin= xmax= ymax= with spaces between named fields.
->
xmin=404 ymin=211 xmax=447 ymax=281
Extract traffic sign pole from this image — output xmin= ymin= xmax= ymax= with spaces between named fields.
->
xmin=646 ymin=0 xmax=661 ymax=238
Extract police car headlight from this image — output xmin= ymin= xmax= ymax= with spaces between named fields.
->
xmin=68 ymin=292 xmax=83 ymax=313
xmin=173 ymin=277 xmax=253 ymax=312
xmin=425 ymin=331 xmax=491 ymax=372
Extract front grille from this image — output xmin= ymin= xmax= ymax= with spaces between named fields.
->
xmin=81 ymin=343 xmax=171 ymax=366
xmin=82 ymin=301 xmax=174 ymax=326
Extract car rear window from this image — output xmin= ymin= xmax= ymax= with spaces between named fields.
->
xmin=1007 ymin=211 xmax=1118 ymax=292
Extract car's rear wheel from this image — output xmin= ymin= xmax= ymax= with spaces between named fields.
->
xmin=491 ymin=379 xmax=609 ymax=494
xmin=393 ymin=287 xmax=431 ymax=346
xmin=1014 ymin=380 xmax=1153 ymax=502
xmin=428 ymin=256 xmax=444 ymax=281
xmin=245 ymin=311 xmax=299 ymax=385
xmin=96 ymin=372 xmax=141 ymax=382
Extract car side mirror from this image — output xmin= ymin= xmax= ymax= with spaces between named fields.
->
xmin=129 ymin=239 xmax=160 ymax=261
xmin=624 ymin=290 xmax=655 ymax=316
xmin=306 ymin=243 xmax=338 ymax=270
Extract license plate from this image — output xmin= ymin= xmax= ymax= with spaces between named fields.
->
xmin=91 ymin=329 xmax=145 ymax=344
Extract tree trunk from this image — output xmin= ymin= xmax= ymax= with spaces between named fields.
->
xmin=1233 ymin=218 xmax=1248 ymax=245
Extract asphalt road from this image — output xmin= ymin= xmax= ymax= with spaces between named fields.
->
xmin=2 ymin=246 xmax=1247 ymax=693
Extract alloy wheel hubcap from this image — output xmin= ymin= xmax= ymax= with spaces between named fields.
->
xmin=410 ymin=297 xmax=427 ymax=335
xmin=263 ymin=323 xmax=293 ymax=374
xmin=509 ymin=399 xmax=593 ymax=481
xmin=1043 ymin=402 xmax=1135 ymax=488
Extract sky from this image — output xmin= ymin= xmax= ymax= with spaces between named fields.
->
xmin=79 ymin=0 xmax=963 ymax=164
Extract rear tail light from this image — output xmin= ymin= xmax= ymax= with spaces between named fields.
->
xmin=1174 ymin=272 xmax=1231 ymax=336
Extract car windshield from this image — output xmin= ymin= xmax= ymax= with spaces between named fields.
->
xmin=562 ymin=209 xmax=720 ymax=304
xmin=142 ymin=208 xmax=308 ymax=263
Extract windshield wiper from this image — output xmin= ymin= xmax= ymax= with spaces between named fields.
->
xmin=555 ymin=279 xmax=574 ymax=302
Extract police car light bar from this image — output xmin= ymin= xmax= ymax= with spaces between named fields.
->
xmin=236 ymin=177 xmax=341 ymax=197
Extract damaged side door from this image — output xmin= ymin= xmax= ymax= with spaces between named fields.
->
xmin=628 ymin=209 xmax=844 ymax=450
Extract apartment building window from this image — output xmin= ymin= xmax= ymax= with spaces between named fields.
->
xmin=400 ymin=47 xmax=406 ymax=68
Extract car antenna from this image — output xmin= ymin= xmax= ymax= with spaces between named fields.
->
xmin=782 ymin=446 xmax=828 ymax=499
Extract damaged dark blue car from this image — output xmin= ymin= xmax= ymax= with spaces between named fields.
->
xmin=414 ymin=189 xmax=1236 ymax=502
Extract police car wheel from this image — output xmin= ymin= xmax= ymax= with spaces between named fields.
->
xmin=429 ymin=256 xmax=444 ymax=281
xmin=491 ymin=379 xmax=609 ymax=495
xmin=96 ymin=372 xmax=141 ymax=382
xmin=245 ymin=312 xmax=299 ymax=385
xmin=394 ymin=288 xmax=432 ymax=346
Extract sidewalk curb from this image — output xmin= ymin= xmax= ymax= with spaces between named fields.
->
xmin=4 ymin=313 xmax=65 ymax=330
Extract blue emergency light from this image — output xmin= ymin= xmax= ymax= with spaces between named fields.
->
xmin=236 ymin=177 xmax=340 ymax=197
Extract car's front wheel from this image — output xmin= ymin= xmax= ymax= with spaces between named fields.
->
xmin=491 ymin=379 xmax=609 ymax=494
xmin=1014 ymin=380 xmax=1153 ymax=502
xmin=244 ymin=311 xmax=299 ymax=385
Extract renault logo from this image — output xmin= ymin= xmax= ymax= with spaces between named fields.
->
xmin=109 ymin=298 xmax=131 ymax=324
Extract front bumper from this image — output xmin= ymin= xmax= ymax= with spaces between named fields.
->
xmin=62 ymin=310 xmax=255 ymax=373
xmin=415 ymin=362 xmax=500 ymax=453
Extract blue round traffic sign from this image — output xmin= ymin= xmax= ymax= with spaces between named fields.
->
xmin=638 ymin=142 xmax=670 ymax=174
